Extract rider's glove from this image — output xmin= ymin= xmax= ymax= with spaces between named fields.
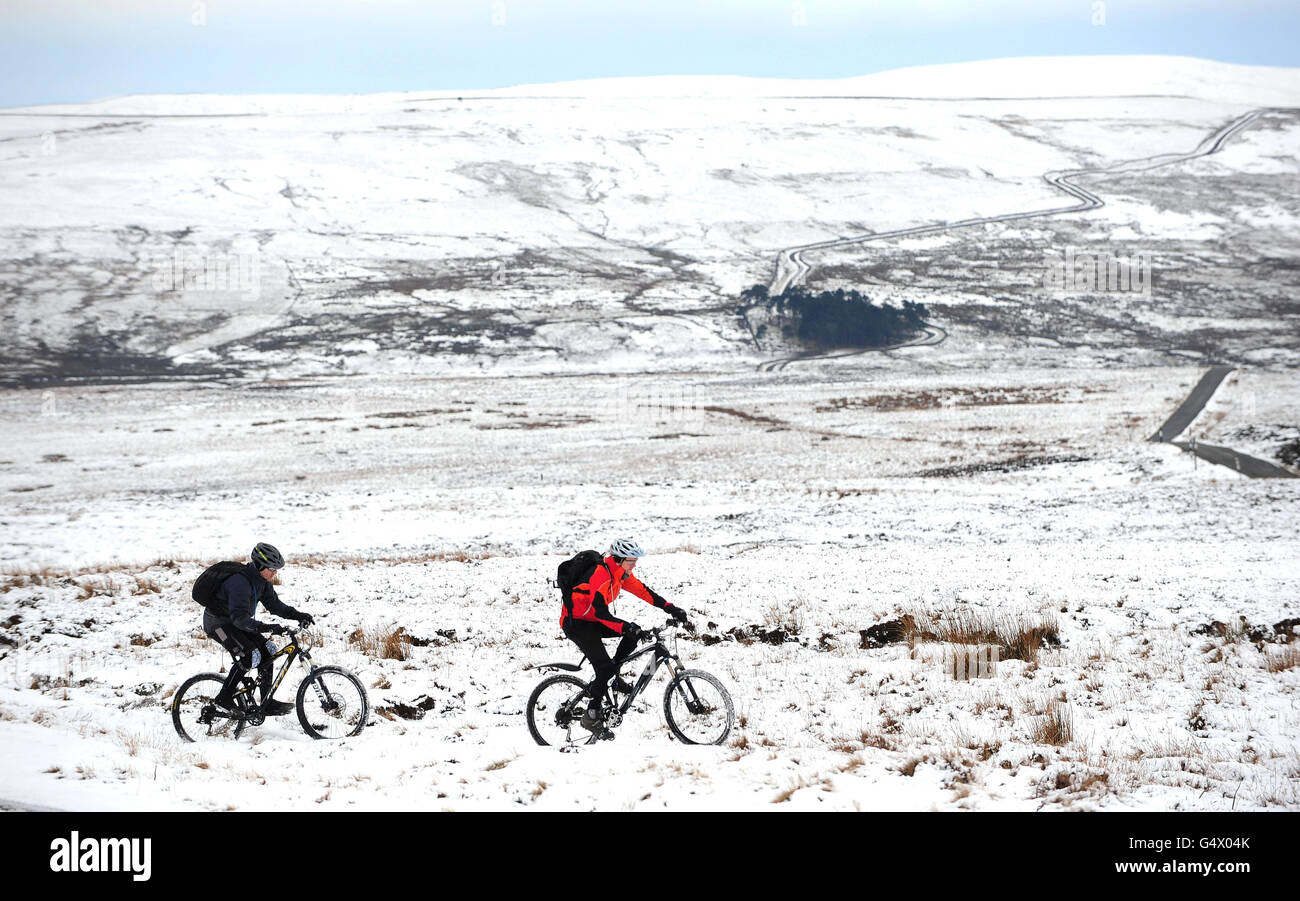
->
xmin=667 ymin=606 xmax=688 ymax=624
xmin=264 ymin=623 xmax=289 ymax=635
xmin=294 ymin=612 xmax=315 ymax=627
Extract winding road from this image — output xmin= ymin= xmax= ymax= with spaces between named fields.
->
xmin=1150 ymin=365 xmax=1298 ymax=478
xmin=759 ymin=105 xmax=1297 ymax=371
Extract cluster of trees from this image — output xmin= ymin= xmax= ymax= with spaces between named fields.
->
xmin=739 ymin=284 xmax=929 ymax=349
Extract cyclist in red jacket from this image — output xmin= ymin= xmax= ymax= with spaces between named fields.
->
xmin=561 ymin=537 xmax=689 ymax=736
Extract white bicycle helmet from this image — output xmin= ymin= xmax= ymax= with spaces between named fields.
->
xmin=608 ymin=537 xmax=645 ymax=560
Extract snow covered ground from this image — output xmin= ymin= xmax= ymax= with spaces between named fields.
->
xmin=0 ymin=363 xmax=1296 ymax=811
xmin=0 ymin=56 xmax=1297 ymax=811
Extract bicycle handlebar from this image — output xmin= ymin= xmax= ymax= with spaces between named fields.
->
xmin=641 ymin=622 xmax=686 ymax=642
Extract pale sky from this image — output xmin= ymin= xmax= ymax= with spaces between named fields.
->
xmin=2 ymin=0 xmax=1298 ymax=107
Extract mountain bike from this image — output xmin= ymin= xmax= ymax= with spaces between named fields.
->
xmin=526 ymin=623 xmax=734 ymax=748
xmin=172 ymin=628 xmax=368 ymax=741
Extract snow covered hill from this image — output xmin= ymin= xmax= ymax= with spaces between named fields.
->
xmin=2 ymin=56 xmax=1299 ymax=382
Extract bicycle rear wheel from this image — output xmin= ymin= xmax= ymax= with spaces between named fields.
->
xmin=296 ymin=665 xmax=368 ymax=739
xmin=172 ymin=673 xmax=241 ymax=742
xmin=663 ymin=670 xmax=734 ymax=745
xmin=526 ymin=674 xmax=600 ymax=748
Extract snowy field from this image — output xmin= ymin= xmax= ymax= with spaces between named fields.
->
xmin=0 ymin=56 xmax=1298 ymax=812
xmin=0 ymin=363 xmax=1296 ymax=811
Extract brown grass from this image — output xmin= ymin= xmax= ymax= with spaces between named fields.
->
xmin=1032 ymin=701 xmax=1074 ymax=746
xmin=348 ymin=624 xmax=413 ymax=661
xmin=704 ymin=405 xmax=787 ymax=427
xmin=897 ymin=756 xmax=925 ymax=777
xmin=1 ymin=549 xmax=488 ymax=592
xmin=293 ymin=549 xmax=490 ymax=567
xmin=1265 ymin=645 xmax=1300 ymax=673
xmin=816 ymin=386 xmax=1065 ymax=413
xmin=772 ymin=776 xmax=813 ymax=803
xmin=907 ymin=608 xmax=1060 ymax=663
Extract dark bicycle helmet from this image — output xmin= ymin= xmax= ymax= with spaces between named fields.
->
xmin=251 ymin=542 xmax=284 ymax=570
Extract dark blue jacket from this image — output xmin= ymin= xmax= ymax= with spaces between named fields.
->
xmin=213 ymin=562 xmax=300 ymax=634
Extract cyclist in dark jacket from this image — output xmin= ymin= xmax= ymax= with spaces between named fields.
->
xmin=203 ymin=543 xmax=314 ymax=715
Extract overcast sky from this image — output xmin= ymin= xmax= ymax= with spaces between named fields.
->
xmin=2 ymin=0 xmax=1298 ymax=107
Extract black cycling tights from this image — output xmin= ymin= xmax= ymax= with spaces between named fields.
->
xmin=206 ymin=623 xmax=274 ymax=702
xmin=562 ymin=620 xmax=639 ymax=701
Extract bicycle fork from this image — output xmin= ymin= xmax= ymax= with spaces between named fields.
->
xmin=663 ymin=658 xmax=709 ymax=714
xmin=302 ymin=654 xmax=338 ymax=713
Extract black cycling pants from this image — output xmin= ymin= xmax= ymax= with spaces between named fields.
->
xmin=205 ymin=622 xmax=274 ymax=701
xmin=562 ymin=619 xmax=639 ymax=701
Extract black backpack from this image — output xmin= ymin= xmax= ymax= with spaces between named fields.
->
xmin=192 ymin=561 xmax=250 ymax=615
xmin=556 ymin=550 xmax=610 ymax=612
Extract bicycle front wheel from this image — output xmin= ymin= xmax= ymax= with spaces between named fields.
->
xmin=526 ymin=674 xmax=599 ymax=748
xmin=172 ymin=673 xmax=240 ymax=742
xmin=663 ymin=669 xmax=734 ymax=745
xmin=296 ymin=665 xmax=369 ymax=739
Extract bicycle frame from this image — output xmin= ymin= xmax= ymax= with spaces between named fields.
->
xmin=536 ymin=625 xmax=697 ymax=716
xmin=227 ymin=630 xmax=323 ymax=713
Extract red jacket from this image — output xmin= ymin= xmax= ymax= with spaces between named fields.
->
xmin=561 ymin=555 xmax=674 ymax=633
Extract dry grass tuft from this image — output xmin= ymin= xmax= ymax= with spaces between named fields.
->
xmin=348 ymin=624 xmax=413 ymax=661
xmin=294 ymin=549 xmax=491 ymax=568
xmin=1264 ymin=645 xmax=1300 ymax=673
xmin=772 ymin=777 xmax=811 ymax=803
xmin=1032 ymin=700 xmax=1075 ymax=746
xmin=131 ymin=575 xmax=162 ymax=595
xmin=907 ymin=608 xmax=1060 ymax=663
xmin=762 ymin=599 xmax=805 ymax=636
xmin=898 ymin=756 xmax=926 ymax=777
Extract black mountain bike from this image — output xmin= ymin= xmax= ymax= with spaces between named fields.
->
xmin=173 ymin=628 xmax=368 ymax=741
xmin=526 ymin=623 xmax=734 ymax=748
